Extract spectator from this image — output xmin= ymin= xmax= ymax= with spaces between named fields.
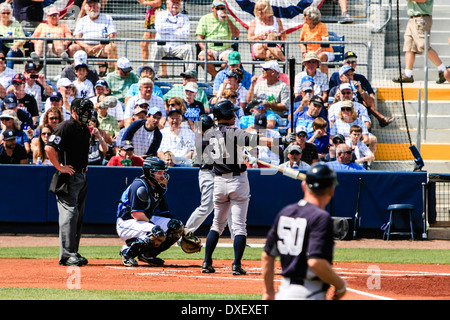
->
xmin=30 ymin=6 xmax=73 ymax=61
xmin=95 ymin=95 xmax=120 ymax=140
xmin=324 ymin=133 xmax=346 ymax=162
xmin=307 ymin=116 xmax=330 ymax=160
xmin=293 ymin=52 xmax=329 ymax=103
xmin=0 ymin=51 xmax=16 ymax=98
xmin=73 ymin=62 xmax=95 ymax=99
xmin=88 ymin=115 xmax=109 ymax=165
xmin=330 ymin=100 xmax=370 ymax=146
xmin=240 ymin=99 xmax=277 ymax=130
xmin=288 ymin=95 xmax=328 ymax=136
xmin=196 ymin=0 xmax=240 ymax=78
xmin=163 ymin=70 xmax=210 ymax=111
xmin=61 ymin=50 xmax=99 ymax=86
xmin=338 ymin=0 xmax=353 ymax=24
xmin=392 ymin=0 xmax=446 ymax=84
xmin=43 ymin=78 xmax=74 ymax=117
xmin=106 ymin=57 xmax=139 ymax=105
xmin=71 ymin=0 xmax=118 ymax=74
xmin=212 ymin=68 xmax=247 ymax=110
xmin=112 ymin=104 xmax=148 ymax=155
xmin=279 ymin=144 xmax=310 ymax=170
xmin=285 ymin=125 xmax=319 ymax=165
xmin=327 ymin=144 xmax=365 ymax=171
xmin=213 ymin=51 xmax=253 ymax=93
xmin=0 ymin=128 xmax=28 ymax=164
xmin=39 ymin=92 xmax=70 ymax=126
xmin=288 ymin=75 xmax=315 ymax=121
xmin=121 ymin=106 xmax=163 ymax=159
xmin=107 ymin=140 xmax=144 ymax=167
xmin=217 ymin=88 xmax=244 ymax=129
xmin=23 ymin=62 xmax=54 ymax=112
xmin=247 ymin=60 xmax=290 ymax=118
xmin=33 ymin=106 xmax=62 ymax=154
xmin=32 ymin=124 xmax=53 ymax=164
xmin=2 ymin=92 xmax=33 ymax=130
xmin=10 ymin=74 xmax=39 ymax=127
xmin=124 ymin=78 xmax=166 ymax=128
xmin=0 ymin=109 xmax=30 ymax=154
xmin=157 ymin=108 xmax=195 ymax=163
xmin=247 ymin=0 xmax=286 ymax=62
xmin=149 ymin=0 xmax=195 ymax=74
xmin=182 ymin=82 xmax=205 ymax=130
xmin=161 ymin=151 xmax=178 ymax=167
xmin=346 ymin=124 xmax=374 ymax=168
xmin=0 ymin=2 xmax=26 ymax=69
xmin=166 ymin=96 xmax=192 ymax=129
xmin=89 ymin=79 xmax=124 ymax=128
xmin=124 ymin=65 xmax=163 ymax=108
xmin=298 ymin=6 xmax=335 ymax=75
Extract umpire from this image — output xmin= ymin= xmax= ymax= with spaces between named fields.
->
xmin=262 ymin=163 xmax=347 ymax=300
xmin=45 ymin=98 xmax=94 ymax=267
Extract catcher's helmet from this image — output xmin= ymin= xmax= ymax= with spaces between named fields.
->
xmin=306 ymin=163 xmax=338 ymax=191
xmin=213 ymin=99 xmax=239 ymax=121
xmin=143 ymin=157 xmax=169 ymax=189
xmin=199 ymin=114 xmax=215 ymax=132
xmin=71 ymin=98 xmax=94 ymax=125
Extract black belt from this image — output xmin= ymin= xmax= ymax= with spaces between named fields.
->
xmin=410 ymin=14 xmax=430 ymax=18
xmin=74 ymin=167 xmax=87 ymax=174
xmin=289 ymin=278 xmax=330 ymax=292
xmin=215 ymin=171 xmax=244 ymax=176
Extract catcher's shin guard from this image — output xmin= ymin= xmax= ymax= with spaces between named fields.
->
xmin=142 ymin=220 xmax=184 ymax=257
xmin=124 ymin=226 xmax=167 ymax=259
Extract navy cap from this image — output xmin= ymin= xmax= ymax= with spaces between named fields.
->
xmin=2 ymin=129 xmax=17 ymax=141
xmin=25 ymin=62 xmax=37 ymax=71
xmin=95 ymin=79 xmax=109 ymax=88
xmin=3 ymin=93 xmax=17 ymax=108
xmin=50 ymin=91 xmax=63 ymax=101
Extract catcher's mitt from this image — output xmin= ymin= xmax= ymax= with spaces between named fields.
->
xmin=180 ymin=231 xmax=202 ymax=254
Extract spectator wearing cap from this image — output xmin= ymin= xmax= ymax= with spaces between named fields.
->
xmin=33 ymin=106 xmax=63 ymax=154
xmin=0 ymin=2 xmax=26 ymax=69
xmin=0 ymin=128 xmax=28 ymax=164
xmin=30 ymin=6 xmax=73 ymax=61
xmin=61 ymin=50 xmax=99 ymax=86
xmin=9 ymin=74 xmax=39 ymax=127
xmin=40 ymin=92 xmax=71 ymax=126
xmin=285 ymin=125 xmax=319 ymax=165
xmin=196 ymin=0 xmax=240 ymax=78
xmin=247 ymin=60 xmax=290 ymax=117
xmin=0 ymin=51 xmax=16 ymax=98
xmin=95 ymin=95 xmax=120 ymax=139
xmin=212 ymin=68 xmax=247 ymax=110
xmin=327 ymin=144 xmax=365 ymax=171
xmin=289 ymin=75 xmax=315 ymax=119
xmin=213 ymin=51 xmax=253 ymax=94
xmin=182 ymin=82 xmax=205 ymax=130
xmin=121 ymin=106 xmax=163 ymax=158
xmin=106 ymin=57 xmax=139 ymax=105
xmin=329 ymin=64 xmax=394 ymax=128
xmin=89 ymin=79 xmax=124 ymax=128
xmin=124 ymin=77 xmax=166 ymax=128
xmin=43 ymin=78 xmax=75 ymax=115
xmin=163 ymin=70 xmax=210 ymax=111
xmin=293 ymin=52 xmax=329 ymax=104
xmin=149 ymin=0 xmax=195 ymax=75
xmin=107 ymin=140 xmax=144 ymax=167
xmin=71 ymin=0 xmax=118 ymax=73
xmin=2 ymin=92 xmax=33 ymax=131
xmin=22 ymin=62 xmax=55 ymax=112
xmin=73 ymin=62 xmax=95 ymax=99
xmin=124 ymin=65 xmax=163 ymax=106
xmin=157 ymin=108 xmax=195 ymax=164
xmin=88 ymin=113 xmax=109 ymax=166
xmin=288 ymin=95 xmax=329 ymax=136
xmin=0 ymin=109 xmax=30 ymax=154
xmin=279 ymin=144 xmax=310 ymax=170
xmin=346 ymin=124 xmax=374 ymax=168
xmin=324 ymin=133 xmax=346 ymax=162
xmin=240 ymin=99 xmax=277 ymax=130
xmin=298 ymin=6 xmax=335 ymax=76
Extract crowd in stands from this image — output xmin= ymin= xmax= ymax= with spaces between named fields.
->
xmin=0 ymin=0 xmax=389 ymax=171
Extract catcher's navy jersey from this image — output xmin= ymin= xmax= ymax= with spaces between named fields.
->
xmin=117 ymin=177 xmax=170 ymax=221
xmin=264 ymin=200 xmax=334 ymax=280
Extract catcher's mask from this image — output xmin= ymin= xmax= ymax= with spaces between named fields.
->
xmin=143 ymin=157 xmax=170 ymax=189
xmin=71 ymin=98 xmax=94 ymax=125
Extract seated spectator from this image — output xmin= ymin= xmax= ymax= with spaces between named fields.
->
xmin=298 ymin=6 xmax=335 ymax=76
xmin=293 ymin=52 xmax=329 ymax=103
xmin=23 ymin=62 xmax=54 ymax=112
xmin=346 ymin=124 xmax=374 ymax=167
xmin=213 ymin=51 xmax=253 ymax=94
xmin=163 ymin=70 xmax=210 ymax=111
xmin=307 ymin=117 xmax=330 ymax=160
xmin=0 ymin=51 xmax=16 ymax=98
xmin=95 ymin=95 xmax=120 ymax=140
xmin=73 ymin=62 xmax=95 ymax=99
xmin=161 ymin=150 xmax=178 ymax=167
xmin=288 ymin=75 xmax=315 ymax=121
xmin=42 ymin=79 xmax=74 ymax=118
xmin=216 ymin=89 xmax=244 ymax=129
xmin=256 ymin=55 xmax=290 ymax=86
xmin=89 ymin=79 xmax=124 ymax=128
xmin=149 ymin=0 xmax=195 ymax=74
xmin=288 ymin=95 xmax=328 ymax=136
xmin=106 ymin=57 xmax=139 ymax=105
xmin=124 ymin=65 xmax=163 ymax=106
xmin=279 ymin=144 xmax=310 ymax=170
xmin=61 ymin=50 xmax=99 ymax=86
xmin=71 ymin=0 xmax=118 ymax=73
xmin=196 ymin=0 xmax=240 ymax=78
xmin=247 ymin=60 xmax=290 ymax=118
xmin=88 ymin=115 xmax=109 ymax=165
xmin=247 ymin=0 xmax=286 ymax=62
xmin=240 ymin=99 xmax=277 ymax=130
xmin=0 ymin=109 xmax=30 ymax=154
xmin=0 ymin=128 xmax=28 ymax=164
xmin=32 ymin=124 xmax=53 ymax=164
xmin=212 ymin=68 xmax=247 ymax=110
xmin=324 ymin=133 xmax=346 ymax=162
xmin=182 ymin=82 xmax=205 ymax=130
xmin=284 ymin=125 xmax=319 ymax=165
xmin=327 ymin=144 xmax=365 ymax=171
xmin=2 ymin=92 xmax=33 ymax=130
xmin=0 ymin=3 xmax=26 ymax=70
xmin=157 ymin=108 xmax=195 ymax=163
xmin=166 ymin=96 xmax=192 ymax=129
xmin=124 ymin=78 xmax=166 ymax=128
xmin=112 ymin=104 xmax=148 ymax=155
xmin=33 ymin=106 xmax=63 ymax=153
xmin=10 ymin=74 xmax=39 ymax=127
xmin=107 ymin=140 xmax=144 ymax=167
xmin=121 ymin=107 xmax=163 ymax=159
xmin=39 ymin=92 xmax=68 ymax=126
xmin=30 ymin=6 xmax=73 ymax=61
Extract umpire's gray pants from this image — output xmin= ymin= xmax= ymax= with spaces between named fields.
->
xmin=57 ymin=173 xmax=88 ymax=262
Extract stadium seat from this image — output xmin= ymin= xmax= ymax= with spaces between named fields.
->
xmin=154 ymin=81 xmax=174 ymax=95
xmin=328 ymin=31 xmax=345 ymax=67
xmin=197 ymin=82 xmax=213 ymax=100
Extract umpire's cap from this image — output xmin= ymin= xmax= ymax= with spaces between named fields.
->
xmin=199 ymin=114 xmax=215 ymax=132
xmin=306 ymin=163 xmax=338 ymax=191
xmin=213 ymin=99 xmax=239 ymax=121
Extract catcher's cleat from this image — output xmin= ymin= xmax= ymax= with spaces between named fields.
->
xmin=201 ymin=262 xmax=215 ymax=274
xmin=138 ymin=255 xmax=165 ymax=267
xmin=120 ymin=249 xmax=138 ymax=267
xmin=232 ymin=264 xmax=247 ymax=276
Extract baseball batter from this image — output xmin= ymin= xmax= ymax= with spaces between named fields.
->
xmin=200 ymin=100 xmax=295 ymax=275
xmin=262 ymin=163 xmax=347 ymax=300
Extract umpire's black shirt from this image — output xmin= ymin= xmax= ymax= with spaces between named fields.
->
xmin=46 ymin=117 xmax=91 ymax=171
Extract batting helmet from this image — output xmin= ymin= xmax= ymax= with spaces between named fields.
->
xmin=199 ymin=114 xmax=215 ymax=132
xmin=71 ymin=98 xmax=94 ymax=125
xmin=213 ymin=99 xmax=239 ymax=121
xmin=306 ymin=163 xmax=338 ymax=191
xmin=142 ymin=157 xmax=169 ymax=189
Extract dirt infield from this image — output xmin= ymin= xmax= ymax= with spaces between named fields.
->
xmin=0 ymin=236 xmax=449 ymax=300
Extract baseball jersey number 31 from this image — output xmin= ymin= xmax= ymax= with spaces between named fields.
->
xmin=277 ymin=216 xmax=307 ymax=256
xmin=209 ymin=137 xmax=230 ymax=160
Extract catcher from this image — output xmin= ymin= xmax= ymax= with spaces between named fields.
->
xmin=116 ymin=157 xmax=201 ymax=267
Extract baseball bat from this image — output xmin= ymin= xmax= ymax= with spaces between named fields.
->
xmin=257 ymin=159 xmax=306 ymax=181
xmin=353 ymin=177 xmax=363 ymax=240
xmin=288 ymin=58 xmax=296 ymax=131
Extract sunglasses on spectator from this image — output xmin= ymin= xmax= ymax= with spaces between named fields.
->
xmin=215 ymin=6 xmax=226 ymax=10
xmin=168 ymin=103 xmax=179 ymax=107
xmin=341 ymin=107 xmax=352 ymax=112
xmin=49 ymin=117 xmax=59 ymax=120
xmin=1 ymin=12 xmax=11 ymax=15
xmin=346 ymin=60 xmax=357 ymax=64
xmin=50 ymin=97 xmax=62 ymax=102
xmin=339 ymin=150 xmax=353 ymax=155
xmin=13 ymin=82 xmax=24 ymax=86
xmin=0 ymin=57 xmax=5 ymax=61
xmin=297 ymin=133 xmax=307 ymax=138
xmin=333 ymin=140 xmax=343 ymax=144
xmin=225 ymin=95 xmax=237 ymax=99
xmin=290 ymin=151 xmax=301 ymax=155
xmin=41 ymin=132 xmax=52 ymax=136
xmin=341 ymin=90 xmax=353 ymax=95
xmin=138 ymin=104 xmax=149 ymax=108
